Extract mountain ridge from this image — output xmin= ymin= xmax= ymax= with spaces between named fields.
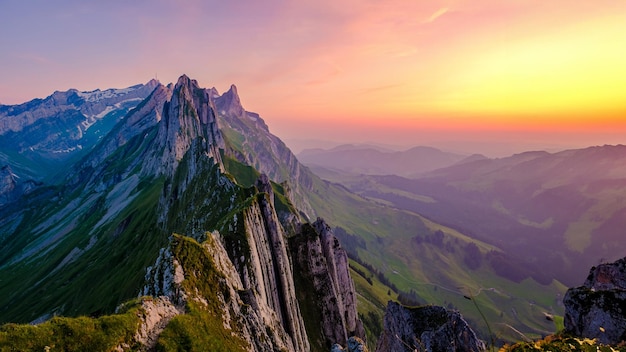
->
xmin=0 ymin=74 xmax=367 ymax=351
xmin=0 ymin=79 xmax=159 ymax=184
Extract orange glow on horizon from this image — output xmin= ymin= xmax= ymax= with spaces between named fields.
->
xmin=2 ymin=1 xmax=625 ymax=151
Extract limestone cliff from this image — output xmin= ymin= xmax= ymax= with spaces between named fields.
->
xmin=154 ymin=75 xmax=224 ymax=177
xmin=376 ymin=301 xmax=485 ymax=352
xmin=564 ymin=256 xmax=626 ymax=344
xmin=290 ymin=218 xmax=365 ymax=349
xmin=223 ymin=175 xmax=310 ymax=351
xmin=140 ymin=173 xmax=366 ymax=351
xmin=142 ymin=233 xmax=299 ymax=351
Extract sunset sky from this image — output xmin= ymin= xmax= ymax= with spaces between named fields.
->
xmin=1 ymin=0 xmax=625 ymax=156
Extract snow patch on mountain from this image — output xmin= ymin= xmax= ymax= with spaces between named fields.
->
xmin=76 ymin=87 xmax=136 ymax=102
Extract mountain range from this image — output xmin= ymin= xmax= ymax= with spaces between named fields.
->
xmin=332 ymin=146 xmax=626 ymax=287
xmin=2 ymin=75 xmax=621 ymax=350
xmin=0 ymin=80 xmax=159 ymax=182
xmin=298 ymin=144 xmax=481 ymax=178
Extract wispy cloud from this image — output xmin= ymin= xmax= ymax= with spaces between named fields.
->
xmin=422 ymin=7 xmax=449 ymax=24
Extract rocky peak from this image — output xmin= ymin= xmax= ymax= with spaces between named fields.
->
xmin=376 ymin=301 xmax=485 ymax=352
xmin=215 ymin=84 xmax=245 ymax=118
xmin=564 ymin=257 xmax=626 ymax=344
xmin=155 ymin=74 xmax=224 ymax=176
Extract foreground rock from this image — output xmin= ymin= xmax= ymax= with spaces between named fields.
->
xmin=564 ymin=256 xmax=626 ymax=345
xmin=376 ymin=301 xmax=485 ymax=352
xmin=290 ymin=218 xmax=366 ymax=349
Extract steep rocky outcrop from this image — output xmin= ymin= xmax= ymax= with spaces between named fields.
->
xmin=224 ymin=174 xmax=310 ymax=351
xmin=142 ymin=232 xmax=305 ymax=351
xmin=376 ymin=301 xmax=485 ymax=352
xmin=154 ymin=75 xmax=224 ymax=176
xmin=564 ymin=256 xmax=626 ymax=344
xmin=142 ymin=172 xmax=365 ymax=351
xmin=290 ymin=218 xmax=365 ymax=349
xmin=73 ymin=75 xmax=225 ymax=195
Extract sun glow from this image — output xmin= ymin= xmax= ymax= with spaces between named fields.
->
xmin=435 ymin=16 xmax=626 ymax=121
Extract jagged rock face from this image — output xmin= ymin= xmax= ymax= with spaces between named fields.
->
xmin=226 ymin=175 xmax=310 ymax=351
xmin=215 ymin=84 xmax=245 ymax=118
xmin=73 ymin=75 xmax=225 ymax=191
xmin=290 ymin=218 xmax=365 ymax=349
xmin=376 ymin=302 xmax=485 ymax=352
xmin=142 ymin=233 xmax=302 ymax=352
xmin=155 ymin=75 xmax=224 ymax=176
xmin=142 ymin=247 xmax=187 ymax=306
xmin=564 ymin=257 xmax=626 ymax=344
xmin=314 ymin=219 xmax=363 ymax=338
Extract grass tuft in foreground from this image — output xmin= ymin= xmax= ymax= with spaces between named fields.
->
xmin=0 ymin=299 xmax=143 ymax=351
xmin=501 ymin=333 xmax=626 ymax=352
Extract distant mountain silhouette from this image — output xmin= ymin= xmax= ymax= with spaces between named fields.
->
xmin=349 ymin=145 xmax=626 ymax=285
xmin=298 ymin=144 xmax=475 ymax=178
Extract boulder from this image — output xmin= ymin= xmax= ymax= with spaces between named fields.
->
xmin=564 ymin=257 xmax=626 ymax=344
xmin=375 ymin=301 xmax=485 ymax=352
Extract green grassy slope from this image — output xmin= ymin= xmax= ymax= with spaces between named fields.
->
xmin=0 ymin=178 xmax=167 ymax=323
xmin=0 ymin=299 xmax=143 ymax=351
